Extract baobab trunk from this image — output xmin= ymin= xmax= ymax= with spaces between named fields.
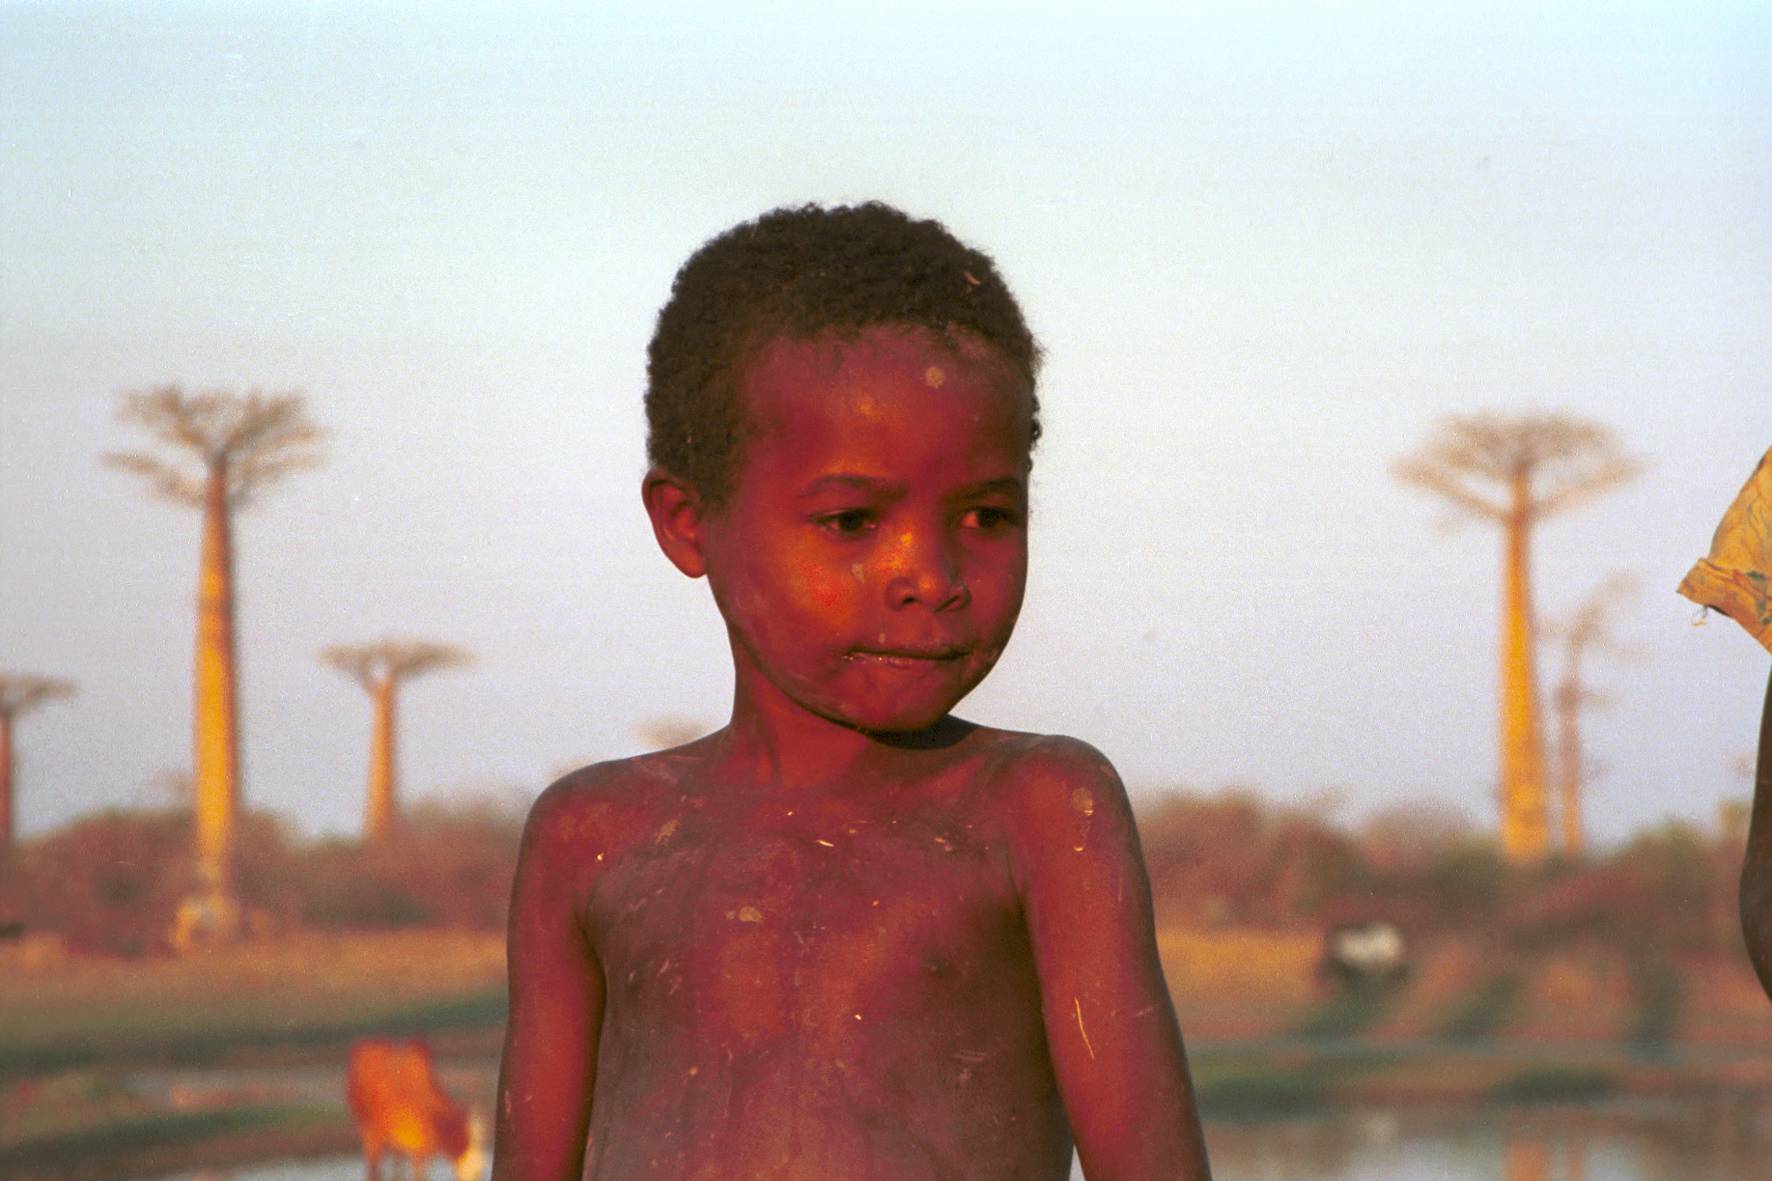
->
xmin=1396 ymin=413 xmax=1638 ymax=864
xmin=321 ymin=640 xmax=467 ymax=842
xmin=366 ymin=675 xmax=397 ymax=841
xmin=194 ymin=461 xmax=241 ymax=900
xmin=1499 ymin=476 xmax=1549 ymax=862
xmin=0 ymin=712 xmax=13 ymax=848
xmin=1554 ymin=670 xmax=1583 ymax=857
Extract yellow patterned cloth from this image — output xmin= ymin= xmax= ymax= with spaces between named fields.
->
xmin=1679 ymin=446 xmax=1772 ymax=655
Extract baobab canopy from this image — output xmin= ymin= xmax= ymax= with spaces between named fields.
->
xmin=1680 ymin=446 xmax=1772 ymax=656
xmin=1393 ymin=412 xmax=1641 ymax=864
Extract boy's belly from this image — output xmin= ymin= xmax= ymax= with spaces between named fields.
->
xmin=582 ymin=822 xmax=1071 ymax=1179
xmin=584 ymin=1024 xmax=1071 ymax=1180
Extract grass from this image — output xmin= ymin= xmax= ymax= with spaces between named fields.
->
xmin=3 ymin=1099 xmax=354 ymax=1181
xmin=5 ymin=1101 xmax=338 ymax=1163
xmin=0 ymin=930 xmax=507 ymax=1077
xmin=1 ymin=990 xmax=509 ymax=1076
xmin=1439 ymin=971 xmax=1523 ymax=1042
xmin=1 ymin=924 xmax=1765 ymax=1178
xmin=1192 ymin=1048 xmax=1398 ymax=1119
xmin=1293 ymin=980 xmax=1401 ymax=1041
xmin=1626 ymin=957 xmax=1684 ymax=1060
xmin=0 ymin=934 xmax=505 ymax=1180
xmin=1160 ymin=927 xmax=1320 ymax=1037
xmin=1488 ymin=1066 xmax=1619 ymax=1103
xmin=1193 ymin=1060 xmax=1336 ymax=1118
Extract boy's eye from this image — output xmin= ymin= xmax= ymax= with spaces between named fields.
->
xmin=961 ymin=506 xmax=1021 ymax=532
xmin=816 ymin=509 xmax=877 ymax=536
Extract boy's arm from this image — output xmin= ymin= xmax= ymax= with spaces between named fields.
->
xmin=1004 ymin=739 xmax=1211 ymax=1180
xmin=492 ymin=780 xmax=606 ymax=1181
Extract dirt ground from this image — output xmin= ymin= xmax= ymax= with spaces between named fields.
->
xmin=6 ymin=927 xmax=1772 ymax=1179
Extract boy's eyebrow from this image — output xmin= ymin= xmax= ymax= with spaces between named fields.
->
xmin=797 ymin=474 xmax=1027 ymax=501
xmin=950 ymin=476 xmax=1027 ymax=501
xmin=799 ymin=474 xmax=903 ymax=499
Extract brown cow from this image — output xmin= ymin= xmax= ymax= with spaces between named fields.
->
xmin=346 ymin=1038 xmax=486 ymax=1181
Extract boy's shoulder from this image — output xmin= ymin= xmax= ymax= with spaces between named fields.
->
xmin=963 ymin=726 xmax=1133 ymax=828
xmin=959 ymin=726 xmax=1142 ymax=870
xmin=518 ymin=742 xmax=713 ymax=859
xmin=968 ymin=726 xmax=1117 ymax=785
xmin=973 ymin=727 xmax=1117 ymax=773
xmin=517 ymin=727 xmax=1131 ymax=858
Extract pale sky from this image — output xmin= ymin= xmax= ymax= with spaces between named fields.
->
xmin=3 ymin=3 xmax=1769 ymax=847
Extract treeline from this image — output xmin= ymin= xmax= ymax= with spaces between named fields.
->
xmin=0 ymin=789 xmax=1747 ymax=960
xmin=1141 ymin=789 xmax=1743 ymax=958
xmin=0 ymin=799 xmax=523 ymax=955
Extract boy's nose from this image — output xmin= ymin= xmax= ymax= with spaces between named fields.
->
xmin=886 ymin=534 xmax=970 ymax=612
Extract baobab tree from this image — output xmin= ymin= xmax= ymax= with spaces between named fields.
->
xmin=1547 ymin=572 xmax=1638 ymax=858
xmin=0 ymin=673 xmax=75 ymax=848
xmin=104 ymin=386 xmax=325 ymax=917
xmin=321 ymin=640 xmax=471 ymax=840
xmin=1394 ymin=412 xmax=1639 ymax=863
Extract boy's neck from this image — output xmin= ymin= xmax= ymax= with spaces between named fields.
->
xmin=713 ymin=683 xmax=972 ymax=795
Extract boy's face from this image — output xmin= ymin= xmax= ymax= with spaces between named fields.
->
xmin=699 ymin=325 xmax=1033 ymax=735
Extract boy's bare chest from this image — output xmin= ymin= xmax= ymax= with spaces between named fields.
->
xmin=587 ymin=796 xmax=1026 ymax=1041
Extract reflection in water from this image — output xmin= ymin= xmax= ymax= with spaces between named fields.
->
xmin=1505 ymin=1131 xmax=1550 ymax=1181
xmin=1502 ymin=1122 xmax=1589 ymax=1181
xmin=1566 ymin=1132 xmax=1587 ymax=1181
xmin=152 ymin=1096 xmax=1772 ymax=1181
xmin=161 ymin=1166 xmax=350 ymax=1181
xmin=1194 ymin=1096 xmax=1771 ymax=1181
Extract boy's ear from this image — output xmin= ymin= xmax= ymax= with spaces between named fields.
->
xmin=642 ymin=468 xmax=710 ymax=579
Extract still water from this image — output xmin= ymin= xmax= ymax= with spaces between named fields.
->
xmin=145 ymin=1095 xmax=1772 ymax=1181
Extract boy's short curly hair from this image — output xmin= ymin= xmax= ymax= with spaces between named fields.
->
xmin=645 ymin=202 xmax=1043 ymax=506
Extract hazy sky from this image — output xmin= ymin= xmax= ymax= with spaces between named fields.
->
xmin=3 ymin=3 xmax=1769 ymax=846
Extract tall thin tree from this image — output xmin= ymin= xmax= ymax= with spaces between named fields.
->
xmin=1547 ymin=572 xmax=1637 ymax=858
xmin=0 ymin=674 xmax=75 ymax=848
xmin=322 ymin=640 xmax=471 ymax=840
xmin=1394 ymin=413 xmax=1639 ymax=863
xmin=105 ymin=386 xmax=325 ymax=913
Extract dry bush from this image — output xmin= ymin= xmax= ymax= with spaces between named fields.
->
xmin=2 ymin=810 xmax=190 ymax=953
xmin=283 ymin=798 xmax=523 ymax=931
xmin=5 ymin=797 xmax=524 ymax=952
xmin=1138 ymin=790 xmax=1368 ymax=927
xmin=1136 ymin=788 xmax=1738 ymax=959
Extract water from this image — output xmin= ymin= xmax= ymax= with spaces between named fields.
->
xmin=143 ymin=1094 xmax=1772 ymax=1181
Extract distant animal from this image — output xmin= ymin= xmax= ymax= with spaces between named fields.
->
xmin=346 ymin=1037 xmax=486 ymax=1181
xmin=1318 ymin=919 xmax=1410 ymax=987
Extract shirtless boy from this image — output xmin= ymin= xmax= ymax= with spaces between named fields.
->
xmin=492 ymin=203 xmax=1212 ymax=1180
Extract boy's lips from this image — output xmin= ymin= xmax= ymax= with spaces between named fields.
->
xmin=846 ymin=647 xmax=968 ymax=667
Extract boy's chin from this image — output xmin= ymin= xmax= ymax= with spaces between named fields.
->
xmin=822 ymin=696 xmax=966 ymax=738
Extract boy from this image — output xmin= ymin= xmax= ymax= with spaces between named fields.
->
xmin=493 ymin=203 xmax=1212 ymax=1180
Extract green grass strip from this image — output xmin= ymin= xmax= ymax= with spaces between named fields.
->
xmin=1625 ymin=958 xmax=1683 ymax=1060
xmin=1293 ymin=980 xmax=1400 ymax=1040
xmin=1488 ymin=1065 xmax=1619 ymax=1103
xmin=1193 ymin=1061 xmax=1334 ymax=1118
xmin=1439 ymin=971 xmax=1522 ymax=1042
xmin=0 ymin=988 xmax=507 ymax=1077
xmin=4 ymin=1102 xmax=339 ymax=1170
